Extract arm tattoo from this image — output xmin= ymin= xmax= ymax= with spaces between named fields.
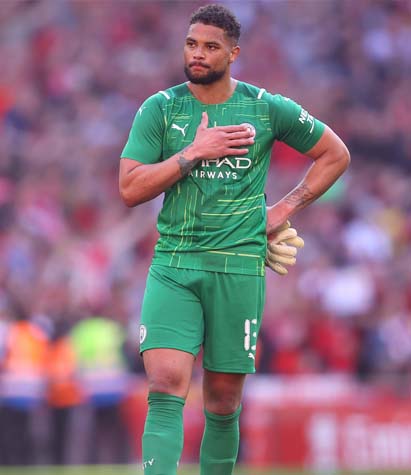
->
xmin=266 ymin=184 xmax=316 ymax=235
xmin=177 ymin=155 xmax=195 ymax=176
xmin=177 ymin=145 xmax=198 ymax=177
xmin=285 ymin=184 xmax=316 ymax=209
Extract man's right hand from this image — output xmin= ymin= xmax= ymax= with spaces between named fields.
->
xmin=119 ymin=113 xmax=254 ymax=207
xmin=190 ymin=112 xmax=254 ymax=160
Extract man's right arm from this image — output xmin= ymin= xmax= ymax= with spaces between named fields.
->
xmin=119 ymin=144 xmax=200 ymax=207
xmin=119 ymin=112 xmax=254 ymax=207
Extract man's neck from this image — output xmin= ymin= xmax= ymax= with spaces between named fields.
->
xmin=188 ymin=77 xmax=237 ymax=105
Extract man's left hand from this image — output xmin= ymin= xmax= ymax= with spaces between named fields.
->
xmin=265 ymin=221 xmax=304 ymax=275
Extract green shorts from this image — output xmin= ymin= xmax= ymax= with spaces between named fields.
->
xmin=139 ymin=265 xmax=266 ymax=373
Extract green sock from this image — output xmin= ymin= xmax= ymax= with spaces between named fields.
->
xmin=142 ymin=392 xmax=185 ymax=475
xmin=199 ymin=405 xmax=242 ymax=475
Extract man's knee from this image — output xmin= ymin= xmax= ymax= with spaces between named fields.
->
xmin=205 ymin=392 xmax=241 ymax=414
xmin=143 ymin=349 xmax=194 ymax=398
xmin=147 ymin=370 xmax=187 ymax=396
xmin=203 ymin=371 xmax=246 ymax=414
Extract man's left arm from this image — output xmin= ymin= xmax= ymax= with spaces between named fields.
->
xmin=266 ymin=125 xmax=350 ymax=237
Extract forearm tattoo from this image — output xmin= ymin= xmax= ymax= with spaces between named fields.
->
xmin=285 ymin=184 xmax=316 ymax=209
xmin=177 ymin=145 xmax=198 ymax=177
xmin=266 ymin=184 xmax=316 ymax=235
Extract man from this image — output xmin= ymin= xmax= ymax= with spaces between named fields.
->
xmin=119 ymin=4 xmax=350 ymax=475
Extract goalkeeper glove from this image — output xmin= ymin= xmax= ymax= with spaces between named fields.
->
xmin=266 ymin=220 xmax=304 ymax=275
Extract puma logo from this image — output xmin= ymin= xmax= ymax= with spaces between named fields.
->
xmin=171 ymin=123 xmax=189 ymax=137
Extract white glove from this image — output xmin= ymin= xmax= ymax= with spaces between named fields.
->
xmin=266 ymin=220 xmax=304 ymax=275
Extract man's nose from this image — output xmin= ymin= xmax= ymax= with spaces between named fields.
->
xmin=193 ymin=46 xmax=205 ymax=59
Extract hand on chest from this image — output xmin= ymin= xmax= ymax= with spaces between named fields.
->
xmin=166 ymin=113 xmax=260 ymax=154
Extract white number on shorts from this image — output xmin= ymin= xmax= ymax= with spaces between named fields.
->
xmin=244 ymin=318 xmax=258 ymax=352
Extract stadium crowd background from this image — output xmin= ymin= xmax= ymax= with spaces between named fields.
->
xmin=0 ymin=0 xmax=410 ymax=467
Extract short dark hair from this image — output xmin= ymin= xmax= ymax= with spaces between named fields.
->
xmin=189 ymin=4 xmax=241 ymax=43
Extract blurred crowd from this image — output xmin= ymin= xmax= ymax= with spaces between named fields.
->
xmin=0 ymin=0 xmax=411 ymax=466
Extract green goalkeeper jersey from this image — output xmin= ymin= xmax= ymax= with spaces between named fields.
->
xmin=121 ymin=81 xmax=324 ymax=276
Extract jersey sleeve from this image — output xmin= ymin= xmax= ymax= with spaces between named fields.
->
xmin=120 ymin=93 xmax=165 ymax=164
xmin=267 ymin=93 xmax=325 ymax=153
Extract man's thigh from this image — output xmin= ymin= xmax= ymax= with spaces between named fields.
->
xmin=201 ymin=272 xmax=266 ymax=374
xmin=139 ymin=265 xmax=204 ymax=356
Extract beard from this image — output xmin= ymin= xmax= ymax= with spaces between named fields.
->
xmin=184 ymin=64 xmax=226 ymax=85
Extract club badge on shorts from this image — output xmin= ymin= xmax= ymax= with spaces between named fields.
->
xmin=139 ymin=324 xmax=147 ymax=344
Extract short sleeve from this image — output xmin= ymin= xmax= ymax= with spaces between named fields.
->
xmin=267 ymin=93 xmax=325 ymax=153
xmin=120 ymin=93 xmax=165 ymax=164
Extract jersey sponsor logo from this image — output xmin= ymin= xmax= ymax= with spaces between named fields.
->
xmin=189 ymin=169 xmax=239 ymax=180
xmin=202 ymin=157 xmax=252 ymax=169
xmin=139 ymin=324 xmax=147 ymax=344
xmin=190 ymin=169 xmax=239 ymax=180
xmin=298 ymin=108 xmax=315 ymax=133
xmin=188 ymin=156 xmax=252 ymax=181
xmin=171 ymin=123 xmax=189 ymax=136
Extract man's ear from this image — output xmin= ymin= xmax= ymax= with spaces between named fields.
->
xmin=229 ymin=45 xmax=240 ymax=64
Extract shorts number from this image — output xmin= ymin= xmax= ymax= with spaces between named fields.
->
xmin=244 ymin=318 xmax=257 ymax=352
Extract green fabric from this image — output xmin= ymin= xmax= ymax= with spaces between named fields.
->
xmin=121 ymin=81 xmax=325 ymax=276
xmin=200 ymin=405 xmax=242 ymax=475
xmin=142 ymin=392 xmax=185 ymax=475
xmin=140 ymin=265 xmax=265 ymax=373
